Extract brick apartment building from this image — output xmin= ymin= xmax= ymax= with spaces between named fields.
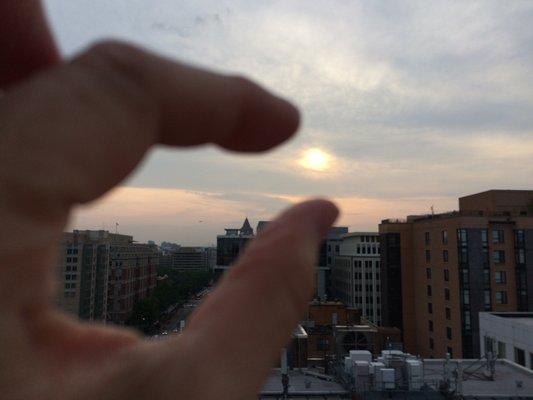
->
xmin=380 ymin=190 xmax=533 ymax=359
xmin=57 ymin=230 xmax=157 ymax=324
xmin=107 ymin=234 xmax=158 ymax=324
xmin=301 ymin=300 xmax=401 ymax=369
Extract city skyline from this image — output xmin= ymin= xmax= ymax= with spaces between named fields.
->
xmin=45 ymin=0 xmax=533 ymax=244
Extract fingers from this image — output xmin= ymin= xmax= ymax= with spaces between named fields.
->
xmin=141 ymin=200 xmax=339 ymax=399
xmin=0 ymin=40 xmax=299 ymax=306
xmin=0 ymin=1 xmax=60 ymax=88
xmin=0 ymin=41 xmax=299 ymax=211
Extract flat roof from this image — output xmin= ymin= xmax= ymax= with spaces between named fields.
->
xmin=261 ymin=369 xmax=348 ymax=398
xmin=423 ymin=359 xmax=533 ymax=397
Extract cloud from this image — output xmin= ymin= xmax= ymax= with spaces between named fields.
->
xmin=43 ymin=0 xmax=533 ymax=243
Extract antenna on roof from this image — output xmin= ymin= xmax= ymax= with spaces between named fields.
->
xmin=115 ymin=222 xmax=119 ymax=234
xmin=431 ymin=206 xmax=435 ymax=216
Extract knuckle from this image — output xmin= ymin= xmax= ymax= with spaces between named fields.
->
xmin=71 ymin=41 xmax=157 ymax=128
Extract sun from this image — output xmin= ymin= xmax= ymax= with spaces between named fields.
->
xmin=298 ymin=148 xmax=332 ymax=172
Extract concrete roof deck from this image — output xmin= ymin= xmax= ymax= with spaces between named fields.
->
xmin=423 ymin=359 xmax=533 ymax=397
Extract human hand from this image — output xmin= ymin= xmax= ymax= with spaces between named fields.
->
xmin=0 ymin=2 xmax=338 ymax=399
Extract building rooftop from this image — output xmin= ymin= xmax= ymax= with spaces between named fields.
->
xmin=381 ymin=190 xmax=533 ymax=225
xmin=260 ymin=369 xmax=349 ymax=399
xmin=423 ymin=358 xmax=533 ymax=398
xmin=483 ymin=312 xmax=533 ymax=328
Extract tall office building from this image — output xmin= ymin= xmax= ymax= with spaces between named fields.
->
xmin=107 ymin=234 xmax=158 ymax=324
xmin=331 ymin=232 xmax=382 ymax=325
xmin=379 ymin=190 xmax=533 ymax=359
xmin=56 ymin=230 xmax=111 ymax=321
xmin=316 ymin=227 xmax=349 ymax=299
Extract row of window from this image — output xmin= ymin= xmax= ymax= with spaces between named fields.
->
xmin=425 ymin=229 xmax=507 ymax=246
xmin=428 ymin=339 xmax=454 ymax=357
xmin=66 ymin=257 xmax=78 ymax=263
xmin=425 ymin=267 xmax=450 ymax=281
xmin=426 ymin=285 xmax=451 ymax=301
xmin=66 ymin=248 xmax=79 ymax=255
xmin=425 ymin=230 xmax=449 ymax=245
xmin=428 ymin=321 xmax=453 ymax=339
xmin=425 ymin=249 xmax=507 ymax=264
xmin=353 ymin=272 xmax=380 ymax=280
xmin=484 ymin=336 xmax=533 ymax=370
xmin=427 ymin=303 xmax=452 ymax=319
xmin=356 ymin=246 xmax=380 ymax=255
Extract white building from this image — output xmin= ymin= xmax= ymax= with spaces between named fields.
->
xmin=480 ymin=312 xmax=533 ymax=370
xmin=331 ymin=232 xmax=381 ymax=325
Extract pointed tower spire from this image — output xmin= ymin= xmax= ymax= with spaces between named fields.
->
xmin=240 ymin=217 xmax=254 ymax=236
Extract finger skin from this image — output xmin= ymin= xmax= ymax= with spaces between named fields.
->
xmin=125 ymin=200 xmax=339 ymax=399
xmin=0 ymin=0 xmax=60 ymax=88
xmin=0 ymin=40 xmax=299 ymax=309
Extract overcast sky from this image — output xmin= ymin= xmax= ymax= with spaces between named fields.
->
xmin=43 ymin=0 xmax=533 ymax=245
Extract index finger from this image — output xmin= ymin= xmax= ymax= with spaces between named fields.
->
xmin=0 ymin=0 xmax=60 ymax=88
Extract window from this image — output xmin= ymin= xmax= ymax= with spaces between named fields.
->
xmin=464 ymin=311 xmax=471 ymax=330
xmin=481 ymin=229 xmax=488 ymax=244
xmin=446 ymin=327 xmax=452 ymax=340
xmin=447 ymin=347 xmax=453 ymax=358
xmin=429 ymin=320 xmax=433 ymax=332
xmin=444 ymin=269 xmax=450 ymax=282
xmin=493 ymin=250 xmax=505 ymax=264
xmin=427 ymin=285 xmax=432 ymax=296
xmin=445 ymin=307 xmax=451 ymax=320
xmin=463 ymin=290 xmax=470 ymax=305
xmin=444 ymin=288 xmax=450 ymax=301
xmin=484 ymin=290 xmax=491 ymax=308
xmin=498 ymin=341 xmax=506 ymax=358
xmin=443 ymin=250 xmax=449 ymax=263
xmin=517 ymin=249 xmax=525 ymax=264
xmin=495 ymin=271 xmax=507 ymax=284
xmin=429 ymin=338 xmax=434 ymax=350
xmin=515 ymin=347 xmax=525 ymax=367
xmin=457 ymin=229 xmax=467 ymax=245
xmin=492 ymin=229 xmax=504 ymax=244
xmin=335 ymin=245 xmax=339 ymax=254
xmin=425 ymin=250 xmax=431 ymax=262
xmin=496 ymin=291 xmax=508 ymax=304
xmin=459 ymin=247 xmax=468 ymax=264
xmin=442 ymin=230 xmax=448 ymax=245
xmin=426 ymin=268 xmax=432 ymax=279
xmin=516 ymin=230 xmax=525 ymax=246
xmin=428 ymin=303 xmax=433 ymax=314
xmin=425 ymin=232 xmax=431 ymax=245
